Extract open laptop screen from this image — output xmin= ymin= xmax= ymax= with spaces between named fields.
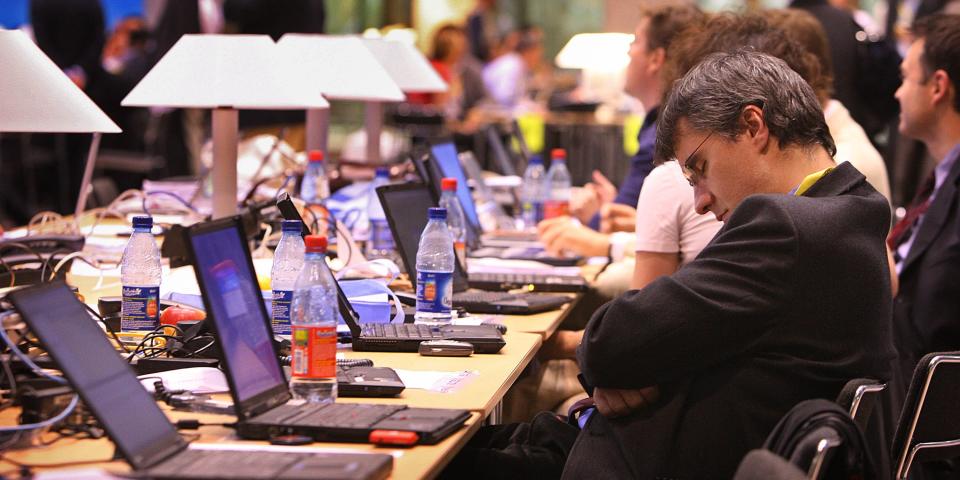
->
xmin=188 ymin=221 xmax=287 ymax=406
xmin=8 ymin=281 xmax=184 ymax=470
xmin=377 ymin=183 xmax=469 ymax=293
xmin=430 ymin=142 xmax=480 ymax=231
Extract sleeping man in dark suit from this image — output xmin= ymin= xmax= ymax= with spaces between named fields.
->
xmin=562 ymin=50 xmax=896 ymax=479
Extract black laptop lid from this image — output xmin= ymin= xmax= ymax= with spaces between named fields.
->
xmin=8 ymin=281 xmax=186 ymax=470
xmin=376 ymin=183 xmax=469 ymax=293
xmin=485 ymin=126 xmax=518 ymax=177
xmin=185 ymin=217 xmax=290 ymax=419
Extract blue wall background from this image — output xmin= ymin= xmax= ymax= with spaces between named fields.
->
xmin=0 ymin=0 xmax=143 ymax=30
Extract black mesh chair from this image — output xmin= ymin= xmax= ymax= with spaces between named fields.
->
xmin=892 ymin=351 xmax=960 ymax=479
xmin=763 ymin=399 xmax=876 ymax=479
xmin=836 ymin=378 xmax=887 ymax=431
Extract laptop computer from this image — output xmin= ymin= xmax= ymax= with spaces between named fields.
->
xmin=274 ymin=196 xmax=507 ymax=353
xmin=378 ymin=182 xmax=588 ymax=295
xmin=426 ymin=142 xmax=586 ymax=268
xmin=183 ymin=217 xmax=472 ymax=444
xmin=8 ymin=281 xmax=393 ymax=480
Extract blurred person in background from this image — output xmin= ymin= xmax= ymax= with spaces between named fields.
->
xmin=466 ymin=0 xmax=514 ymax=62
xmin=408 ymin=24 xmax=489 ymax=134
xmin=482 ymin=26 xmax=544 ymax=110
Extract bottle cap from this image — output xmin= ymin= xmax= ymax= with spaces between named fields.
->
xmin=308 ymin=150 xmax=324 ymax=163
xmin=304 ymin=235 xmax=327 ymax=253
xmin=281 ymin=220 xmax=302 ymax=233
xmin=428 ymin=207 xmax=447 ymax=220
xmin=441 ymin=178 xmax=457 ymax=191
xmin=551 ymin=148 xmax=566 ymax=160
xmin=528 ymin=155 xmax=543 ymax=165
xmin=132 ymin=216 xmax=153 ymax=229
xmin=375 ymin=167 xmax=389 ymax=178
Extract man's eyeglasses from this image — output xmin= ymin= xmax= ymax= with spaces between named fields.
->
xmin=680 ymin=131 xmax=714 ymax=187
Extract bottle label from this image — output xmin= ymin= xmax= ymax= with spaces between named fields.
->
xmin=271 ymin=290 xmax=293 ymax=335
xmin=291 ymin=325 xmax=337 ymax=378
xmin=454 ymin=241 xmax=467 ymax=270
xmin=523 ymin=201 xmax=544 ymax=224
xmin=369 ymin=219 xmax=395 ymax=251
xmin=416 ymin=270 xmax=453 ymax=314
xmin=121 ymin=285 xmax=160 ymax=331
xmin=543 ymin=200 xmax=569 ymax=219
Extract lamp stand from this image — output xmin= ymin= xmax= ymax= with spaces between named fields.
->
xmin=306 ymin=108 xmax=329 ymax=154
xmin=74 ymin=132 xmax=102 ymax=220
xmin=364 ymin=101 xmax=383 ymax=163
xmin=212 ymin=108 xmax=239 ymax=218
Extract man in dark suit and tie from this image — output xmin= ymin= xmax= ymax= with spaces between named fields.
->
xmin=889 ymin=12 xmax=960 ymax=438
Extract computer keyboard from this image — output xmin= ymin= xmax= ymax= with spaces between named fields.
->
xmin=156 ymin=450 xmax=306 ymax=478
xmin=253 ymin=403 xmax=407 ymax=429
xmin=452 ymin=291 xmax=522 ymax=303
xmin=471 ymin=272 xmax=580 ymax=285
xmin=361 ymin=323 xmax=446 ymax=339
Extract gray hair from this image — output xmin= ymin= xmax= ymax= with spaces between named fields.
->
xmin=655 ymin=49 xmax=836 ymax=163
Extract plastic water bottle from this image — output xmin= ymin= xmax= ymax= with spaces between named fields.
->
xmin=300 ymin=150 xmax=330 ymax=204
xmin=289 ymin=235 xmax=338 ymax=403
xmin=120 ymin=216 xmax=162 ymax=332
xmin=520 ymin=155 xmax=547 ymax=229
xmin=366 ymin=167 xmax=396 ymax=260
xmin=545 ymin=148 xmax=572 ymax=219
xmin=300 ymin=150 xmax=336 ymax=249
xmin=270 ymin=220 xmax=305 ymax=336
xmin=415 ymin=208 xmax=455 ymax=323
xmin=438 ymin=178 xmax=468 ymax=268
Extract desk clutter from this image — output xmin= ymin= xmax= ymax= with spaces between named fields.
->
xmin=0 ymin=134 xmax=586 ymax=478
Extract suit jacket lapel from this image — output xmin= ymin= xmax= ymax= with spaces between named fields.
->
xmin=901 ymin=159 xmax=960 ymax=273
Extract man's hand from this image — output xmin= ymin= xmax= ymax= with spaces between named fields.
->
xmin=569 ymin=171 xmax=618 ymax=223
xmin=591 ymin=170 xmax=618 ymax=204
xmin=539 ymin=329 xmax=583 ymax=360
xmin=537 ymin=216 xmax=611 ymax=257
xmin=593 ymin=386 xmax=661 ymax=418
xmin=600 ymin=203 xmax=637 ymax=234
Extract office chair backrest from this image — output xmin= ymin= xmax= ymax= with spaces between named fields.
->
xmin=891 ymin=352 xmax=960 ymax=479
xmin=836 ymin=378 xmax=886 ymax=431
xmin=764 ymin=399 xmax=876 ymax=480
xmin=733 ymin=450 xmax=808 ymax=480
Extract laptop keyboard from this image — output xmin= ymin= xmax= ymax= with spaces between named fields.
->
xmin=151 ymin=450 xmax=307 ymax=478
xmin=254 ymin=403 xmax=407 ymax=429
xmin=471 ymin=272 xmax=581 ymax=285
xmin=453 ymin=291 xmax=522 ymax=303
xmin=361 ymin=323 xmax=445 ymax=339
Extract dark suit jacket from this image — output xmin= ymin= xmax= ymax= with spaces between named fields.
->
xmin=892 ymin=151 xmax=960 ymax=403
xmin=564 ymin=162 xmax=896 ymax=479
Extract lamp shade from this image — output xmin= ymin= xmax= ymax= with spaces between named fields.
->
xmin=361 ymin=38 xmax=447 ymax=93
xmin=555 ymin=33 xmax=633 ymax=71
xmin=0 ymin=29 xmax=119 ymax=133
xmin=277 ymin=35 xmax=404 ymax=102
xmin=122 ymin=34 xmax=329 ymax=109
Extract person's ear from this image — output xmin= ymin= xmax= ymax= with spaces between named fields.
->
xmin=740 ymin=104 xmax=770 ymax=153
xmin=648 ymin=47 xmax=666 ymax=73
xmin=930 ymin=70 xmax=954 ymax=107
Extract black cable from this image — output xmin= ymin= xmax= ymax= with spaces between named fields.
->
xmin=82 ymin=303 xmax=131 ymax=353
xmin=0 ymin=353 xmax=16 ymax=409
xmin=0 ymin=255 xmax=14 ymax=288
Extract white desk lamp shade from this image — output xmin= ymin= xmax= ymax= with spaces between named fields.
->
xmin=277 ymin=34 xmax=404 ymax=155
xmin=121 ymin=34 xmax=329 ymax=218
xmin=278 ymin=35 xmax=404 ymax=102
xmin=361 ymin=38 xmax=447 ymax=93
xmin=555 ymin=33 xmax=633 ymax=71
xmin=121 ymin=34 xmax=330 ymax=109
xmin=0 ymin=30 xmax=119 ymax=133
